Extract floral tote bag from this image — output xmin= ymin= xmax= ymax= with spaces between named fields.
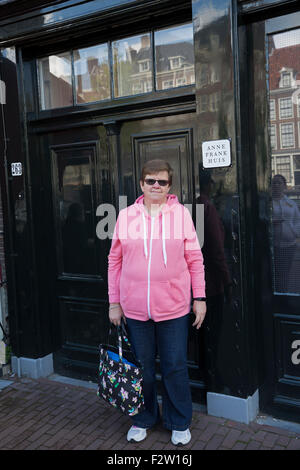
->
xmin=97 ymin=322 xmax=145 ymax=416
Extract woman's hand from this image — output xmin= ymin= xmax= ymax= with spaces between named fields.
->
xmin=109 ymin=303 xmax=126 ymax=326
xmin=192 ymin=300 xmax=207 ymax=329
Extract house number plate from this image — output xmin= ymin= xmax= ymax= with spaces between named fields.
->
xmin=11 ymin=162 xmax=22 ymax=176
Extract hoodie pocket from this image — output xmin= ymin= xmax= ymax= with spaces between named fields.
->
xmin=120 ymin=280 xmax=148 ymax=314
xmin=150 ymin=278 xmax=189 ymax=315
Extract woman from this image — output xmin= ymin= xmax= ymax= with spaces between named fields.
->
xmin=108 ymin=159 xmax=206 ymax=446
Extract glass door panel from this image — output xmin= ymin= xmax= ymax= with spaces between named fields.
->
xmin=268 ymin=30 xmax=300 ymax=294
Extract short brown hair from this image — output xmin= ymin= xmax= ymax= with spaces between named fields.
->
xmin=140 ymin=159 xmax=173 ymax=185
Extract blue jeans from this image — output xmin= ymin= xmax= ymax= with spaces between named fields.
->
xmin=126 ymin=314 xmax=192 ymax=431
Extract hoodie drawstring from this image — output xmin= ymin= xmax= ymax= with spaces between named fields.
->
xmin=162 ymin=212 xmax=167 ymax=267
xmin=142 ymin=210 xmax=167 ymax=267
xmin=142 ymin=211 xmax=148 ymax=259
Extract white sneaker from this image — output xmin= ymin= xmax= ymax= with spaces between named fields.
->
xmin=127 ymin=425 xmax=147 ymax=442
xmin=171 ymin=428 xmax=191 ymax=446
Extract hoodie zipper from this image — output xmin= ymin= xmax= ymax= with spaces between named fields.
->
xmin=147 ymin=216 xmax=155 ymax=319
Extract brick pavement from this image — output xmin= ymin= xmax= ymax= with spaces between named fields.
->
xmin=0 ymin=375 xmax=299 ymax=450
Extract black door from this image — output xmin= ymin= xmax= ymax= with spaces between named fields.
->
xmin=251 ymin=14 xmax=300 ymax=422
xmin=36 ymin=124 xmax=111 ymax=381
xmin=119 ymin=112 xmax=207 ymax=402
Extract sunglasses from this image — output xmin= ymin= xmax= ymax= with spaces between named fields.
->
xmin=144 ymin=178 xmax=169 ymax=187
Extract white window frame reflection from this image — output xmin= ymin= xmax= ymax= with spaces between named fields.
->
xmin=170 ymin=57 xmax=182 ymax=70
xmin=297 ymin=96 xmax=300 ymax=118
xmin=176 ymin=77 xmax=187 ymax=87
xmin=138 ymin=59 xmax=150 ymax=73
xmin=270 ymin=124 xmax=277 ymax=149
xmin=162 ymin=79 xmax=174 ymax=89
xmin=275 ymin=155 xmax=292 ymax=183
xmin=279 ymin=70 xmax=292 ymax=88
xmin=279 ymin=97 xmax=293 ymax=119
xmin=270 ymin=99 xmax=276 ymax=120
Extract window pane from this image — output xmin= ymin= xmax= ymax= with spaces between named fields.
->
xmin=38 ymin=52 xmax=73 ymax=109
xmin=270 ymin=124 xmax=276 ymax=149
xmin=74 ymin=44 xmax=110 ymax=104
xmin=276 ymin=156 xmax=291 ymax=183
xmin=268 ymin=29 xmax=300 ymax=294
xmin=113 ymin=33 xmax=152 ymax=97
xmin=55 ymin=150 xmax=98 ymax=276
xmin=280 ymin=71 xmax=292 ymax=87
xmin=279 ymin=97 xmax=293 ymax=118
xmin=281 ymin=123 xmax=294 ymax=147
xmin=155 ymin=23 xmax=195 ymax=91
xmin=270 ymin=100 xmax=276 ymax=120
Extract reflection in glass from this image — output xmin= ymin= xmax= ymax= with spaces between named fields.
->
xmin=155 ymin=23 xmax=195 ymax=91
xmin=38 ymin=52 xmax=72 ymax=109
xmin=56 ymin=153 xmax=97 ymax=275
xmin=269 ymin=29 xmax=300 ymax=293
xmin=74 ymin=44 xmax=110 ymax=104
xmin=113 ymin=33 xmax=152 ymax=97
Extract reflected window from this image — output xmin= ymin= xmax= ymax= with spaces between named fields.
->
xmin=53 ymin=148 xmax=98 ymax=276
xmin=155 ymin=23 xmax=195 ymax=91
xmin=280 ymin=70 xmax=292 ymax=88
xmin=294 ymin=155 xmax=300 ymax=185
xmin=270 ymin=124 xmax=277 ymax=149
xmin=113 ymin=33 xmax=152 ymax=98
xmin=268 ymin=29 xmax=300 ymax=294
xmin=279 ymin=97 xmax=293 ymax=118
xmin=281 ymin=123 xmax=294 ymax=148
xmin=38 ymin=52 xmax=72 ymax=109
xmin=74 ymin=44 xmax=110 ymax=104
xmin=276 ymin=156 xmax=291 ymax=183
xmin=199 ymin=94 xmax=208 ymax=113
xmin=210 ymin=92 xmax=220 ymax=112
xmin=200 ymin=64 xmax=209 ymax=86
xmin=270 ymin=100 xmax=276 ymax=120
xmin=162 ymin=80 xmax=174 ymax=89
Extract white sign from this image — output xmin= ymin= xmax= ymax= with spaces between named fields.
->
xmin=11 ymin=162 xmax=22 ymax=176
xmin=202 ymin=139 xmax=231 ymax=168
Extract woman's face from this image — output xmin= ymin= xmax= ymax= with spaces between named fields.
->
xmin=272 ymin=176 xmax=286 ymax=198
xmin=140 ymin=171 xmax=170 ymax=205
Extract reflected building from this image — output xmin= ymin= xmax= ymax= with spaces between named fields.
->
xmin=269 ymin=37 xmax=300 ymax=294
xmin=38 ymin=53 xmax=73 ymax=109
xmin=269 ymin=40 xmax=300 ymax=196
xmin=155 ymin=40 xmax=195 ymax=90
xmin=74 ymin=45 xmax=111 ymax=104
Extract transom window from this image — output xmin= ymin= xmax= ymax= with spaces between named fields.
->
xmin=38 ymin=22 xmax=195 ymax=110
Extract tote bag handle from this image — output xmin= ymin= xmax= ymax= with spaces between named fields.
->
xmin=108 ymin=320 xmax=132 ymax=365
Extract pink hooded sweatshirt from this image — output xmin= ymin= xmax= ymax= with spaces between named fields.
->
xmin=108 ymin=194 xmax=205 ymax=322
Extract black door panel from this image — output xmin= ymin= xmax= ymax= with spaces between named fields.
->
xmin=35 ymin=111 xmax=208 ymax=402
